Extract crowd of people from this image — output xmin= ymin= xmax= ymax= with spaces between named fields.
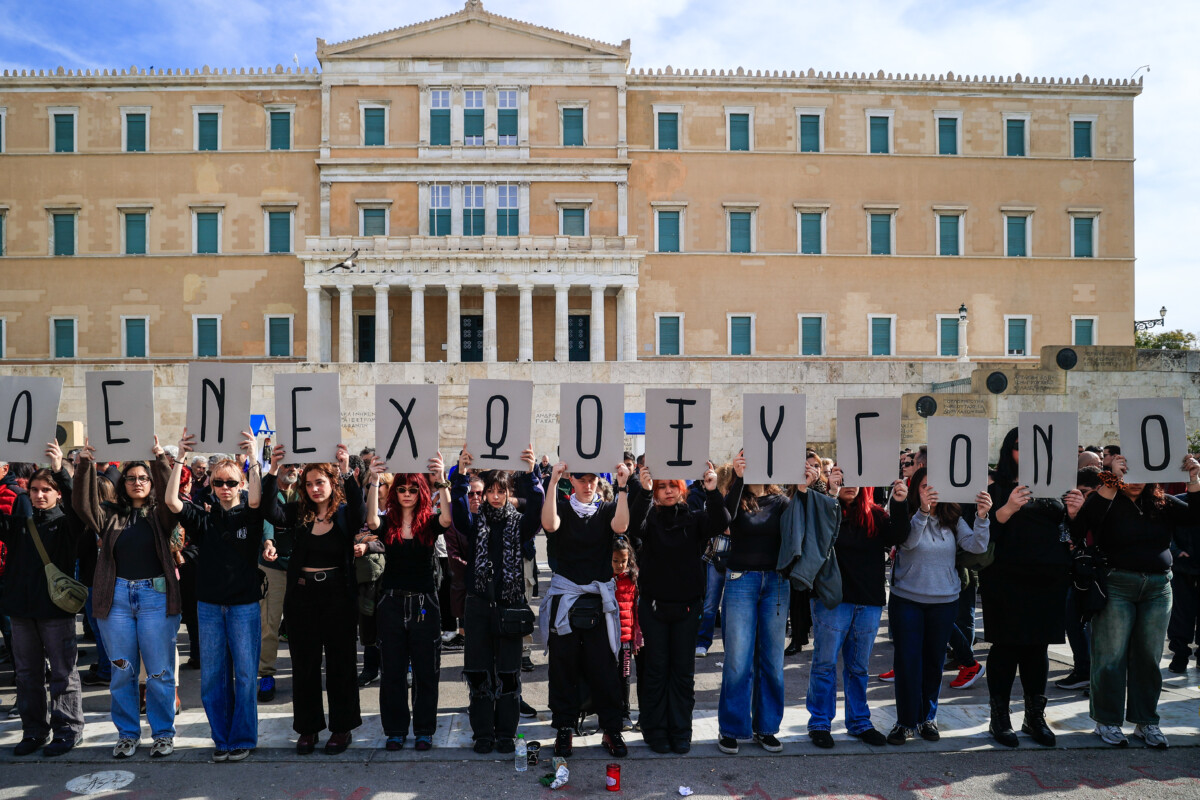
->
xmin=0 ymin=431 xmax=1197 ymax=761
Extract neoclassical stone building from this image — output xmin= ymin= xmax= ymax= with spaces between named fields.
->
xmin=0 ymin=1 xmax=1140 ymax=365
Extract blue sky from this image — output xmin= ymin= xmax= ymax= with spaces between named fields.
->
xmin=3 ymin=0 xmax=1194 ymax=336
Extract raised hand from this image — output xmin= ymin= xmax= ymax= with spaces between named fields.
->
xmin=262 ymin=540 xmax=278 ymax=562
xmin=458 ymin=444 xmax=473 ymax=474
xmin=702 ymin=460 xmax=718 ymax=491
xmin=237 ymin=429 xmax=256 ymax=459
xmin=975 ymin=490 xmax=993 ymax=519
xmin=335 ymin=443 xmax=350 ymax=475
xmin=1005 ymin=484 xmax=1032 ymax=513
xmin=1063 ymin=488 xmax=1085 ymax=519
xmin=639 ymin=465 xmax=654 ymax=491
xmin=179 ymin=429 xmax=197 ymax=459
xmin=828 ymin=465 xmax=844 ymax=492
xmin=427 ymin=453 xmax=446 ymax=483
xmin=45 ymin=440 xmax=63 ymax=472
xmin=919 ymin=483 xmax=939 ymax=513
xmin=1110 ymin=454 xmax=1127 ymax=481
xmin=733 ymin=449 xmax=746 ymax=478
xmin=890 ymin=479 xmax=908 ymax=503
xmin=151 ymin=435 xmax=164 ymax=457
xmin=79 ymin=438 xmax=96 ymax=464
xmin=521 ymin=444 xmax=535 ymax=471
xmin=615 ymin=462 xmax=630 ymax=488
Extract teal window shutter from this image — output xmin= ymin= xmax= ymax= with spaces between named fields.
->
xmin=657 ymin=113 xmax=678 ymax=150
xmin=126 ymin=113 xmax=146 ymax=152
xmin=871 ymin=318 xmax=892 ymax=355
xmin=938 ymin=215 xmax=959 ymax=256
xmin=800 ymin=213 xmax=822 ymax=254
xmin=800 ymin=316 xmax=823 ymax=355
xmin=125 ymin=213 xmax=147 ymax=255
xmin=562 ymin=208 xmax=585 ymax=236
xmin=54 ymin=114 xmax=74 ymax=152
xmin=429 ymin=109 xmax=450 ymax=145
xmin=658 ymin=316 xmax=680 ymax=355
xmin=730 ymin=316 xmax=752 ymax=355
xmin=870 ymin=213 xmax=891 ymax=255
xmin=428 ymin=208 xmax=450 ymax=236
xmin=54 ymin=319 xmax=75 ymax=357
xmin=1006 ymin=118 xmax=1025 ymax=156
xmin=1073 ymin=120 xmax=1092 ymax=158
xmin=937 ymin=117 xmax=957 ymax=155
xmin=196 ymin=212 xmax=219 ymax=253
xmin=268 ymin=212 xmax=290 ymax=253
xmin=497 ymin=209 xmax=518 ymax=236
xmin=1007 ymin=319 xmax=1027 ymax=354
xmin=464 ymin=209 xmax=485 ymax=236
xmin=940 ymin=317 xmax=959 ymax=356
xmin=362 ymin=208 xmax=386 ymax=236
xmin=1073 ymin=217 xmax=1094 ymax=257
xmin=729 ymin=113 xmax=749 ymax=151
xmin=196 ymin=318 xmax=219 ymax=357
xmin=1006 ymin=216 xmax=1027 ymax=257
xmin=869 ymin=116 xmax=889 ymax=153
xmin=463 ymin=108 xmax=484 ymax=144
xmin=562 ymin=108 xmax=584 ymax=146
xmin=197 ymin=113 xmax=218 ymax=151
xmin=657 ymin=211 xmax=679 ymax=252
xmin=124 ymin=318 xmax=146 ymax=358
xmin=270 ymin=111 xmax=290 ymax=150
xmin=498 ymin=108 xmax=518 ymax=142
xmin=53 ymin=214 xmax=75 ymax=256
xmin=729 ymin=212 xmax=752 ymax=252
xmin=1074 ymin=318 xmax=1094 ymax=346
xmin=0 ymin=214 xmax=4 ymax=256
xmin=364 ymin=108 xmax=386 ymax=146
xmin=268 ymin=317 xmax=291 ymax=357
xmin=799 ymin=115 xmax=820 ymax=152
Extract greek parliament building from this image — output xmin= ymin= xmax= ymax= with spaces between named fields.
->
xmin=0 ymin=0 xmax=1139 ymax=369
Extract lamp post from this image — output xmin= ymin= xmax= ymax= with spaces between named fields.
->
xmin=957 ymin=302 xmax=970 ymax=363
xmin=1133 ymin=306 xmax=1167 ymax=332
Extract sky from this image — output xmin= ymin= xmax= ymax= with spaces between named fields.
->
xmin=2 ymin=0 xmax=1195 ymax=337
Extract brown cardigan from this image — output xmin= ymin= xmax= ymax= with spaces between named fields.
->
xmin=72 ymin=454 xmax=181 ymax=618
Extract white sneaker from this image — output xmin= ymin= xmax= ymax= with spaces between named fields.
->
xmin=113 ymin=737 xmax=139 ymax=758
xmin=150 ymin=737 xmax=174 ymax=758
xmin=1093 ymin=723 xmax=1128 ymax=747
xmin=1133 ymin=724 xmax=1168 ymax=749
xmin=695 ymin=647 xmax=707 ymax=658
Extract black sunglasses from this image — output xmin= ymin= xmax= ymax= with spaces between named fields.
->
xmin=211 ymin=479 xmax=240 ymax=488
xmin=394 ymin=486 xmax=419 ymax=495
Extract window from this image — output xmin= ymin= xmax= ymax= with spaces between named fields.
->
xmin=194 ymin=106 xmax=221 ymax=151
xmin=937 ymin=213 xmax=962 ymax=256
xmin=194 ymin=316 xmax=221 ymax=358
xmin=363 ymin=106 xmax=386 ymax=146
xmin=497 ymin=184 xmax=519 ymax=236
xmin=267 ymin=211 xmax=292 ymax=253
xmin=938 ymin=316 xmax=959 ymax=357
xmin=729 ymin=211 xmax=753 ymax=253
xmin=51 ymin=108 xmax=76 ymax=153
xmin=1073 ymin=317 xmax=1096 ymax=346
xmin=1006 ymin=316 xmax=1030 ymax=356
xmin=428 ymin=184 xmax=450 ymax=235
xmin=655 ymin=108 xmax=679 ymax=150
xmin=562 ymin=107 xmax=584 ymax=146
xmin=1071 ymin=115 xmax=1096 ymax=159
xmin=122 ymin=316 xmax=148 ymax=358
xmin=561 ymin=208 xmax=586 ymax=236
xmin=869 ymin=315 xmax=894 ymax=356
xmin=429 ymin=90 xmax=450 ymax=146
xmin=123 ymin=110 xmax=147 ymax=152
xmin=0 ymin=107 xmax=6 ymax=154
xmin=934 ymin=110 xmax=962 ymax=155
xmin=266 ymin=315 xmax=293 ymax=357
xmin=51 ymin=318 xmax=76 ymax=358
xmin=799 ymin=315 xmax=824 ymax=356
xmin=463 ymin=184 xmax=485 ymax=236
xmin=269 ymin=109 xmax=291 ymax=151
xmin=1005 ymin=214 xmax=1030 ymax=257
xmin=1004 ymin=113 xmax=1029 ymax=157
xmin=463 ymin=90 xmax=484 ymax=146
xmin=799 ymin=211 xmax=823 ymax=255
xmin=796 ymin=107 xmax=824 ymax=153
xmin=461 ymin=315 xmax=484 ymax=362
xmin=656 ymin=210 xmax=680 ymax=252
xmin=869 ymin=212 xmax=893 ymax=255
xmin=124 ymin=211 xmax=147 ymax=255
xmin=0 ymin=318 xmax=5 ymax=358
xmin=0 ymin=212 xmax=5 ymax=256
xmin=498 ymin=90 xmax=518 ymax=146
xmin=728 ymin=315 xmax=754 ymax=356
xmin=361 ymin=208 xmax=387 ymax=237
xmin=1072 ymin=215 xmax=1095 ymax=258
xmin=52 ymin=212 xmax=75 ymax=256
xmin=568 ymin=315 xmax=590 ymax=361
xmin=867 ymin=111 xmax=892 ymax=154
xmin=656 ymin=314 xmax=682 ymax=356
xmin=195 ymin=211 xmax=220 ymax=254
xmin=727 ymin=110 xmax=751 ymax=151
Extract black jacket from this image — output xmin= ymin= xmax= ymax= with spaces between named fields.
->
xmin=0 ymin=469 xmax=84 ymax=619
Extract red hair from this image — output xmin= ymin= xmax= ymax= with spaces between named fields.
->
xmin=385 ymin=473 xmax=434 ymax=546
xmin=842 ymin=488 xmax=879 ymax=538
xmin=652 ymin=479 xmax=689 ymax=504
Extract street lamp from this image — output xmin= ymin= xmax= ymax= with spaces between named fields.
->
xmin=957 ymin=302 xmax=970 ymax=363
xmin=1134 ymin=306 xmax=1167 ymax=332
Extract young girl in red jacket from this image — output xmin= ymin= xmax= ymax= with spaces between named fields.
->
xmin=612 ymin=535 xmax=641 ymax=730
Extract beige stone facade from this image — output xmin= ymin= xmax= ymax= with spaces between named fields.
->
xmin=0 ymin=1 xmax=1139 ymax=365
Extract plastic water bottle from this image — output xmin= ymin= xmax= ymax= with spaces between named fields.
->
xmin=515 ymin=734 xmax=528 ymax=772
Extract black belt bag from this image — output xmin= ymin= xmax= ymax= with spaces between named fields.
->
xmin=650 ymin=599 xmax=693 ymax=624
xmin=494 ymin=604 xmax=535 ymax=638
xmin=567 ymin=594 xmax=604 ymax=631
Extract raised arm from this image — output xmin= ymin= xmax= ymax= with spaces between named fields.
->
xmin=71 ymin=439 xmax=106 ymax=533
xmin=516 ymin=458 xmax=545 ymax=541
xmin=239 ymin=430 xmax=262 ymax=509
xmin=701 ymin=463 xmax=731 ymax=537
xmin=365 ymin=456 xmax=385 ymax=531
xmin=430 ymin=452 xmax=453 ymax=530
xmin=610 ymin=463 xmax=631 ymax=535
xmin=541 ymin=460 xmax=568 ymax=534
xmin=149 ymin=439 xmax=179 ymax=533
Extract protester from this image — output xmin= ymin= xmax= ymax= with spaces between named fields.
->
xmin=696 ymin=463 xmax=735 ymax=659
xmin=611 ymin=536 xmax=640 ymax=731
xmin=355 ymin=468 xmax=390 ymax=688
xmin=257 ymin=462 xmax=300 ymax=703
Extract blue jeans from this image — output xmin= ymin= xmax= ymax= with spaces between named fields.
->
xmin=1065 ymin=586 xmax=1092 ymax=673
xmin=718 ymin=570 xmax=788 ymax=739
xmin=888 ymin=593 xmax=958 ymax=729
xmin=947 ymin=582 xmax=978 ymax=667
xmin=85 ymin=587 xmax=111 ymax=680
xmin=198 ymin=601 xmax=262 ymax=750
xmin=1089 ymin=569 xmax=1172 ymax=726
xmin=806 ymin=602 xmax=883 ymax=734
xmin=696 ymin=563 xmax=726 ymax=651
xmin=96 ymin=578 xmax=181 ymax=740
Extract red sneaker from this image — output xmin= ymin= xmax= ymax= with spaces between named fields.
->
xmin=950 ymin=662 xmax=985 ymax=689
xmin=878 ymin=670 xmax=895 ymax=683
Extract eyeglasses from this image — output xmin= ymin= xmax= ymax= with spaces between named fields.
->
xmin=394 ymin=486 xmax=419 ymax=495
xmin=467 ymin=491 xmax=483 ymax=498
xmin=211 ymin=479 xmax=240 ymax=489
xmin=124 ymin=475 xmax=151 ymax=484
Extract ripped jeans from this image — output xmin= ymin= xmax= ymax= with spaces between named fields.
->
xmin=96 ymin=577 xmax=181 ymax=741
xmin=462 ymin=595 xmax=522 ymax=744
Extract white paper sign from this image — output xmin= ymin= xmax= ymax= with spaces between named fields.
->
xmin=185 ymin=363 xmax=253 ymax=453
xmin=1117 ymin=398 xmax=1188 ymax=484
xmin=466 ymin=379 xmax=534 ymax=470
xmin=559 ymin=384 xmax=625 ymax=473
xmin=376 ymin=384 xmax=440 ymax=473
xmin=926 ymin=417 xmax=990 ymax=504
xmin=0 ymin=376 xmax=64 ymax=463
xmin=836 ymin=398 xmax=901 ymax=488
xmin=274 ymin=372 xmax=342 ymax=462
xmin=645 ymin=388 xmax=711 ymax=480
xmin=85 ymin=371 xmax=155 ymax=462
xmin=1018 ymin=412 xmax=1078 ymax=498
xmin=743 ymin=393 xmax=807 ymax=484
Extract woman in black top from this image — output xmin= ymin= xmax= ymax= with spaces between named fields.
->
xmin=627 ymin=461 xmax=726 ymax=754
xmin=263 ymin=443 xmax=365 ymax=755
xmin=1073 ymin=452 xmax=1200 ymax=748
xmin=365 ymin=454 xmax=452 ymax=752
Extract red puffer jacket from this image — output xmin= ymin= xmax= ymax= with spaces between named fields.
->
xmin=615 ymin=571 xmax=637 ymax=643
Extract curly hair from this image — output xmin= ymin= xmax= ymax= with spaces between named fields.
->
xmin=385 ymin=473 xmax=435 ymax=546
xmin=298 ymin=462 xmax=346 ymax=524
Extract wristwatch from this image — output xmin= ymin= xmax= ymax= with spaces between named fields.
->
xmin=615 ymin=484 xmax=629 ymax=493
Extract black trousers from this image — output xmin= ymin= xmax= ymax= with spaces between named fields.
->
xmin=789 ymin=587 xmax=812 ymax=645
xmin=437 ymin=557 xmax=457 ymax=631
xmin=636 ymin=598 xmax=701 ymax=747
xmin=986 ymin=642 xmax=1049 ymax=702
xmin=285 ymin=575 xmax=362 ymax=735
xmin=377 ymin=591 xmax=441 ymax=737
xmin=1168 ymin=571 xmax=1200 ymax=657
xmin=462 ymin=595 xmax=522 ymax=743
xmin=547 ymin=613 xmax=623 ymax=733
xmin=178 ymin=558 xmax=200 ymax=660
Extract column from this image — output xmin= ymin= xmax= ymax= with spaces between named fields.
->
xmin=484 ymin=181 xmax=498 ymax=236
xmin=418 ymin=86 xmax=430 ymax=146
xmin=616 ymin=85 xmax=628 ymax=159
xmin=319 ymin=181 xmax=331 ymax=237
xmin=446 ymin=283 xmax=462 ymax=362
xmin=518 ymin=181 xmax=531 ymax=238
xmin=417 ymin=181 xmax=430 ymax=237
xmin=617 ymin=181 xmax=629 ymax=236
xmin=306 ymin=286 xmax=323 ymax=362
xmin=621 ymin=285 xmax=638 ymax=362
xmin=410 ymin=285 xmax=425 ymax=363
xmin=319 ymin=290 xmax=332 ymax=362
xmin=337 ymin=285 xmax=354 ymax=363
xmin=482 ymin=284 xmax=498 ymax=363
xmin=590 ymin=285 xmax=606 ymax=362
xmin=451 ymin=181 xmax=464 ymax=237
xmin=555 ymin=284 xmax=569 ymax=362
xmin=374 ymin=284 xmax=390 ymax=363
xmin=958 ymin=318 xmax=970 ymax=363
xmin=518 ymin=283 xmax=533 ymax=362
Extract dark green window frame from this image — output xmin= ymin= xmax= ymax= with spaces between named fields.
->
xmin=197 ymin=112 xmax=219 ymax=151
xmin=125 ymin=112 xmax=146 ymax=152
xmin=1006 ymin=117 xmax=1026 ymax=157
xmin=363 ymin=107 xmax=386 ymax=146
xmin=800 ymin=316 xmax=823 ymax=356
xmin=54 ymin=113 xmax=75 ymax=153
xmin=562 ymin=108 xmax=584 ymax=146
xmin=657 ymin=112 xmax=678 ymax=150
xmin=657 ymin=210 xmax=680 ymax=252
xmin=869 ymin=115 xmax=890 ymax=154
xmin=799 ymin=114 xmax=821 ymax=153
xmin=939 ymin=317 xmax=959 ymax=356
xmin=657 ymin=315 xmax=680 ymax=356
xmin=269 ymin=110 xmax=291 ymax=150
xmin=195 ymin=317 xmax=220 ymax=358
xmin=124 ymin=212 xmax=147 ymax=255
xmin=937 ymin=116 xmax=958 ymax=155
xmin=799 ymin=212 xmax=822 ymax=254
xmin=728 ymin=113 xmax=750 ymax=151
xmin=362 ymin=208 xmax=387 ymax=237
xmin=52 ymin=213 xmax=75 ymax=256
xmin=561 ymin=208 xmax=586 ymax=236
xmin=196 ymin=212 xmax=219 ymax=254
xmin=124 ymin=317 xmax=147 ymax=358
xmin=267 ymin=316 xmax=292 ymax=357
xmin=729 ymin=212 xmax=752 ymax=253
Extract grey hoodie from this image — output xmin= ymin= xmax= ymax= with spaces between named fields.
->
xmin=890 ymin=510 xmax=990 ymax=605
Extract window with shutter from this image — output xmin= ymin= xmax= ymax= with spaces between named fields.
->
xmin=197 ymin=113 xmax=218 ymax=151
xmin=658 ymin=316 xmax=680 ymax=355
xmin=54 ymin=114 xmax=74 ymax=152
xmin=53 ymin=319 xmax=75 ymax=358
xmin=196 ymin=318 xmax=219 ymax=357
xmin=1006 ymin=118 xmax=1025 ymax=156
xmin=1073 ymin=120 xmax=1092 ymax=158
xmin=869 ymin=213 xmax=891 ymax=255
xmin=428 ymin=109 xmax=450 ymax=145
xmin=364 ymin=108 xmax=385 ymax=146
xmin=268 ymin=212 xmax=291 ymax=253
xmin=870 ymin=318 xmax=892 ymax=356
xmin=562 ymin=108 xmax=584 ymax=146
xmin=730 ymin=316 xmax=752 ymax=355
xmin=728 ymin=113 xmax=750 ymax=151
xmin=938 ymin=214 xmax=960 ymax=256
xmin=125 ymin=318 xmax=146 ymax=358
xmin=498 ymin=90 xmax=518 ymax=145
xmin=497 ymin=184 xmax=519 ymax=236
xmin=125 ymin=213 xmax=146 ymax=255
xmin=357 ymin=315 xmax=375 ymax=363
xmin=799 ymin=115 xmax=820 ymax=152
xmin=1007 ymin=319 xmax=1028 ymax=355
xmin=657 ymin=113 xmax=678 ymax=150
xmin=657 ymin=211 xmax=679 ymax=252
xmin=463 ymin=185 xmax=485 ymax=236
xmin=196 ymin=212 xmax=219 ymax=253
xmin=362 ymin=208 xmax=386 ymax=237
xmin=126 ymin=113 xmax=146 ymax=152
xmin=940 ymin=317 xmax=959 ymax=356
xmin=938 ymin=117 xmax=957 ymax=155
xmin=869 ymin=116 xmax=889 ymax=153
xmin=270 ymin=111 xmax=290 ymax=150
xmin=1006 ymin=216 xmax=1028 ymax=257
xmin=1073 ymin=217 xmax=1094 ymax=258
xmin=429 ymin=185 xmax=450 ymax=236
xmin=464 ymin=110 xmax=484 ymax=146
xmin=268 ymin=317 xmax=291 ymax=357
xmin=729 ymin=212 xmax=752 ymax=253
xmin=562 ymin=208 xmax=586 ymax=236
xmin=800 ymin=213 xmax=822 ymax=254
xmin=1074 ymin=318 xmax=1094 ymax=346
xmin=53 ymin=214 xmax=75 ymax=256
xmin=800 ymin=316 xmax=823 ymax=355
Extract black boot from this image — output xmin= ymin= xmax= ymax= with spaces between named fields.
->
xmin=989 ymin=696 xmax=1019 ymax=747
xmin=357 ymin=644 xmax=380 ymax=687
xmin=1021 ymin=695 xmax=1056 ymax=747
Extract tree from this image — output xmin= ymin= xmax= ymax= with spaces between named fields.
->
xmin=1189 ymin=428 xmax=1200 ymax=456
xmin=1134 ymin=329 xmax=1198 ymax=350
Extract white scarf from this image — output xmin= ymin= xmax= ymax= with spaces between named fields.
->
xmin=569 ymin=493 xmax=600 ymax=518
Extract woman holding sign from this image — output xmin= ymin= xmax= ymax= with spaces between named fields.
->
xmin=1072 ymin=452 xmax=1200 ymax=748
xmin=262 ymin=443 xmax=366 ymax=755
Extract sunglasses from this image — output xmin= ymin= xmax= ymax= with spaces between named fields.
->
xmin=467 ymin=491 xmax=483 ymax=498
xmin=394 ymin=486 xmax=419 ymax=495
xmin=124 ymin=475 xmax=151 ymax=484
xmin=211 ymin=479 xmax=240 ymax=488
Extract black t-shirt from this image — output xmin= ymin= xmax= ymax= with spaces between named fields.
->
xmin=726 ymin=482 xmax=788 ymax=572
xmin=175 ymin=497 xmax=264 ymax=606
xmin=300 ymin=526 xmax=345 ymax=568
xmin=113 ymin=514 xmax=162 ymax=580
xmin=549 ymin=498 xmax=618 ymax=585
xmin=378 ymin=517 xmax=447 ymax=595
xmin=834 ymin=501 xmax=909 ymax=606
xmin=1074 ymin=489 xmax=1197 ymax=574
